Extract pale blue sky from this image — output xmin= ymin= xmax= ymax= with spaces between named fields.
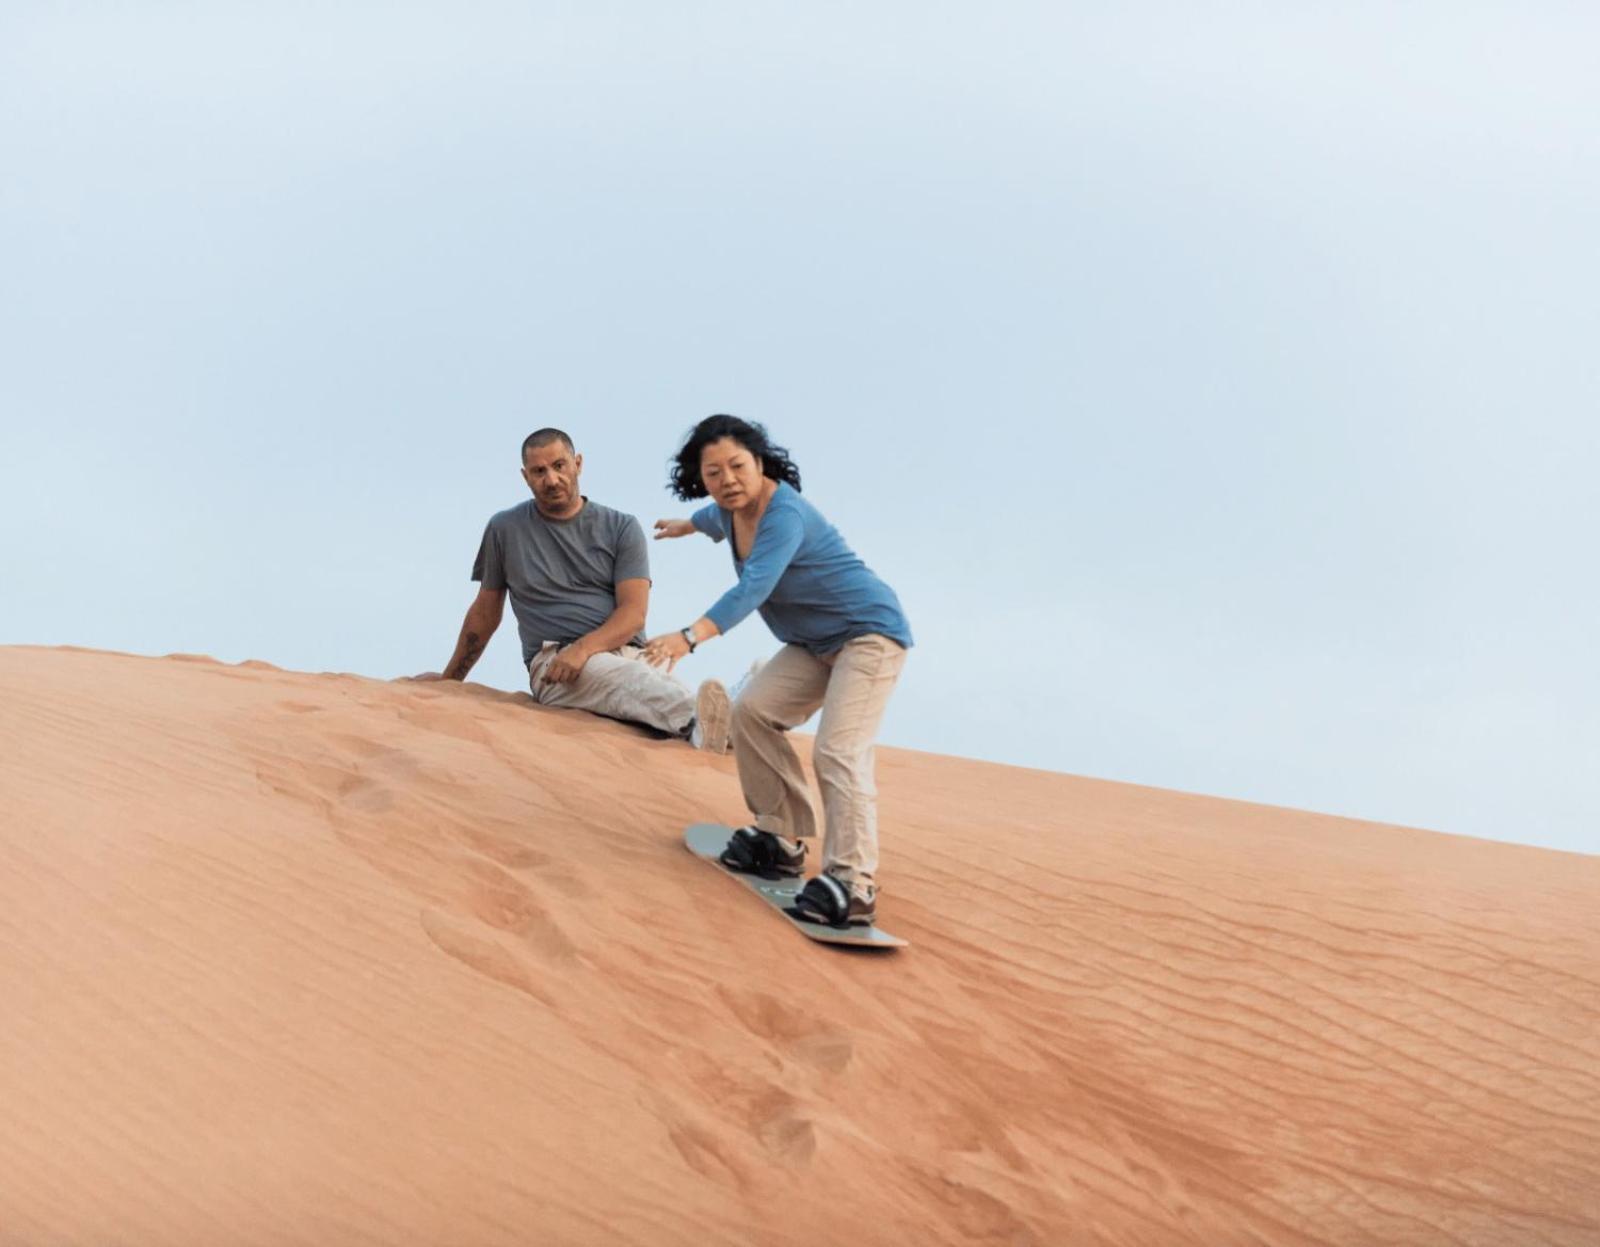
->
xmin=3 ymin=3 xmax=1596 ymax=853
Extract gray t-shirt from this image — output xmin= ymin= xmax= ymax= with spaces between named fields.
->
xmin=472 ymin=498 xmax=650 ymax=665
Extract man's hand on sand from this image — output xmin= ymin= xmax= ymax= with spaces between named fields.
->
xmin=653 ymin=519 xmax=694 ymax=540
xmin=408 ymin=672 xmax=448 ymax=682
xmin=540 ymin=643 xmax=590 ymax=685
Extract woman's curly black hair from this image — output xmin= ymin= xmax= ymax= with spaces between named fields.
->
xmin=667 ymin=414 xmax=803 ymax=501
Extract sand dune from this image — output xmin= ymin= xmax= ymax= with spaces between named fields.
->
xmin=1 ymin=645 xmax=1596 ymax=1246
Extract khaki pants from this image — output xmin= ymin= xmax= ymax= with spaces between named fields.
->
xmin=528 ymin=644 xmax=695 ymax=737
xmin=730 ymin=634 xmax=907 ymax=884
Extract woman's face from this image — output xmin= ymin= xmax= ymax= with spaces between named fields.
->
xmin=699 ymin=437 xmax=767 ymax=510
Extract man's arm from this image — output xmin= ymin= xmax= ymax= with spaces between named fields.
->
xmin=437 ymin=585 xmax=507 ymax=680
xmin=540 ymin=578 xmax=649 ymax=685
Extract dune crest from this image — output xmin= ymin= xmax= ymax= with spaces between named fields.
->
xmin=1 ymin=646 xmax=1596 ymax=1246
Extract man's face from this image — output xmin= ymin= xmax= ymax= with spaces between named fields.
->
xmin=699 ymin=437 xmax=766 ymax=511
xmin=522 ymin=441 xmax=583 ymax=516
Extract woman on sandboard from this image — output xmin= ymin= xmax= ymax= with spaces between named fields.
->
xmin=643 ymin=415 xmax=912 ymax=928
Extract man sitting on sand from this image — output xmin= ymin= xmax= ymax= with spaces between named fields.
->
xmin=419 ymin=428 xmax=732 ymax=752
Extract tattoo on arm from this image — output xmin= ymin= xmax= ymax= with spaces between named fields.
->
xmin=447 ymin=631 xmax=483 ymax=680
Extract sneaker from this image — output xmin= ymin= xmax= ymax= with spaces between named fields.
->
xmin=718 ymin=826 xmax=807 ymax=878
xmin=689 ymin=679 xmax=731 ymax=754
xmin=792 ymin=872 xmax=876 ymax=928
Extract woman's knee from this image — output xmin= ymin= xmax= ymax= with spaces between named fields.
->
xmin=731 ymin=693 xmax=772 ymax=737
xmin=812 ymin=738 xmax=869 ymax=788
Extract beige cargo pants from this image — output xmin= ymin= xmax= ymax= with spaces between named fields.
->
xmin=528 ymin=644 xmax=695 ymax=737
xmin=730 ymin=634 xmax=907 ymax=885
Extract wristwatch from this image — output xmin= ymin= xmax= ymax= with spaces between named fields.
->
xmin=679 ymin=626 xmax=698 ymax=653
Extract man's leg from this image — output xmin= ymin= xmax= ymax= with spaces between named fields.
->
xmin=729 ymin=645 xmax=830 ymax=843
xmin=530 ymin=645 xmax=696 ymax=737
xmin=810 ymin=635 xmax=907 ymax=887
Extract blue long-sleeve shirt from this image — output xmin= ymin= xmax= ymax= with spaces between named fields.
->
xmin=692 ymin=481 xmax=913 ymax=655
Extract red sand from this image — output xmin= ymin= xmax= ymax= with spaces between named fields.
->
xmin=2 ymin=645 xmax=1596 ymax=1245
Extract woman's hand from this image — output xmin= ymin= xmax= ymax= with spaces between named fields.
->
xmin=642 ymin=629 xmax=692 ymax=672
xmin=653 ymin=518 xmax=695 ymax=540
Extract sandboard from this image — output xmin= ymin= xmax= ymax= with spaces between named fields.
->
xmin=683 ymin=823 xmax=908 ymax=949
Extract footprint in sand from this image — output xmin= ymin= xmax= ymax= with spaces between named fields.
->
xmin=420 ymin=908 xmax=553 ymax=1006
xmin=909 ymin=1168 xmax=1039 ymax=1245
xmin=659 ymin=1085 xmax=819 ymax=1178
xmin=714 ymin=985 xmax=856 ymax=1073
xmin=302 ymin=736 xmax=423 ymax=815
xmin=665 ymin=1121 xmax=750 ymax=1187
xmin=789 ymin=1031 xmax=855 ymax=1074
xmin=337 ymin=774 xmax=395 ymax=813
xmin=456 ymin=828 xmax=554 ymax=873
xmin=445 ymin=855 xmax=578 ymax=965
xmin=747 ymin=1087 xmax=818 ymax=1164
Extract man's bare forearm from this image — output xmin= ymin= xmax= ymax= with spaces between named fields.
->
xmin=444 ymin=603 xmax=501 ymax=680
xmin=572 ymin=604 xmax=647 ymax=659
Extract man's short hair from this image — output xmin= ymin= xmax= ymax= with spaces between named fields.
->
xmin=522 ymin=428 xmax=575 ymax=460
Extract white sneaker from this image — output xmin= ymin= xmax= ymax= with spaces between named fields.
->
xmin=690 ymin=679 xmax=731 ymax=753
